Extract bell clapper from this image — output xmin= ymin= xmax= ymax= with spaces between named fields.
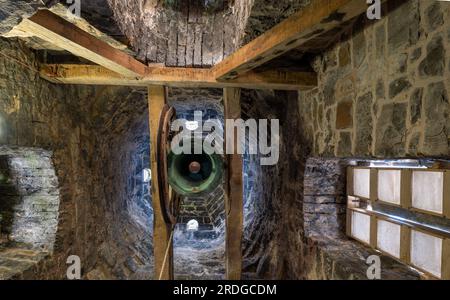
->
xmin=189 ymin=161 xmax=201 ymax=174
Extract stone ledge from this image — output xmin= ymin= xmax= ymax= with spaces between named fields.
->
xmin=0 ymin=247 xmax=49 ymax=280
xmin=305 ymin=236 xmax=421 ymax=280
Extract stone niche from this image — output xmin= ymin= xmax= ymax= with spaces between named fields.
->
xmin=0 ymin=146 xmax=60 ymax=251
xmin=0 ymin=145 xmax=60 ymax=280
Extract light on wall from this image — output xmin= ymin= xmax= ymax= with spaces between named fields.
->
xmin=186 ymin=219 xmax=199 ymax=232
xmin=142 ymin=168 xmax=152 ymax=183
xmin=186 ymin=121 xmax=199 ymax=131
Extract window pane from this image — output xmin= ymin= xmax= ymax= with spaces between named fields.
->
xmin=377 ymin=170 xmax=401 ymax=205
xmin=377 ymin=220 xmax=401 ymax=258
xmin=411 ymin=230 xmax=442 ymax=278
xmin=351 ymin=211 xmax=371 ymax=244
xmin=412 ymin=171 xmax=443 ymax=214
xmin=353 ymin=169 xmax=370 ymax=199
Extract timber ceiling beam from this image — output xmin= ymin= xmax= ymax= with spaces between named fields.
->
xmin=212 ymin=0 xmax=372 ymax=80
xmin=17 ymin=9 xmax=146 ymax=78
xmin=40 ymin=64 xmax=317 ymax=90
xmin=8 ymin=8 xmax=321 ymax=90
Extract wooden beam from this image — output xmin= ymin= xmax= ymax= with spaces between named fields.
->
xmin=212 ymin=0 xmax=370 ymax=80
xmin=223 ymin=88 xmax=244 ymax=280
xmin=40 ymin=64 xmax=317 ymax=90
xmin=444 ymin=171 xmax=450 ymax=219
xmin=370 ymin=215 xmax=378 ymax=248
xmin=40 ymin=64 xmax=146 ymax=86
xmin=370 ymin=169 xmax=378 ymax=202
xmin=148 ymin=86 xmax=173 ymax=280
xmin=400 ymin=169 xmax=412 ymax=209
xmin=222 ymin=69 xmax=317 ymax=90
xmin=21 ymin=9 xmax=146 ymax=77
xmin=442 ymin=238 xmax=450 ymax=280
xmin=3 ymin=4 xmax=133 ymax=55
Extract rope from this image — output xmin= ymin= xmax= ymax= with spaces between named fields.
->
xmin=158 ymin=195 xmax=183 ymax=280
xmin=158 ymin=224 xmax=176 ymax=280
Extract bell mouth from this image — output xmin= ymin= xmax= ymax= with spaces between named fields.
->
xmin=168 ymin=139 xmax=223 ymax=197
xmin=178 ymin=153 xmax=213 ymax=182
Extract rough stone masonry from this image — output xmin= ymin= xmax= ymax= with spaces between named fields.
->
xmin=0 ymin=0 xmax=448 ymax=282
xmin=299 ymin=0 xmax=449 ymax=158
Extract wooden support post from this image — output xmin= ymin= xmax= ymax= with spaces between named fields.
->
xmin=346 ymin=166 xmax=354 ymax=196
xmin=346 ymin=209 xmax=353 ymax=237
xmin=370 ymin=169 xmax=378 ymax=203
xmin=443 ymin=171 xmax=450 ymax=219
xmin=442 ymin=238 xmax=450 ymax=280
xmin=223 ymin=88 xmax=243 ymax=280
xmin=400 ymin=225 xmax=411 ymax=263
xmin=148 ymin=85 xmax=173 ymax=280
xmin=346 ymin=167 xmax=354 ymax=237
xmin=370 ymin=215 xmax=378 ymax=248
xmin=400 ymin=169 xmax=412 ymax=209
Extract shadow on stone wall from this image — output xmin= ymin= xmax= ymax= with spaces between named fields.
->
xmin=241 ymin=89 xmax=312 ymax=279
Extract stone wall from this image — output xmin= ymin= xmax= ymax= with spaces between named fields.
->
xmin=241 ymin=89 xmax=310 ymax=279
xmin=0 ymin=37 xmax=106 ymax=279
xmin=88 ymin=89 xmax=155 ymax=280
xmin=298 ymin=0 xmax=450 ymax=158
xmin=242 ymin=136 xmax=423 ymax=280
xmin=179 ymin=198 xmax=212 ymax=228
xmin=0 ymin=37 xmax=157 ymax=280
xmin=0 ymin=36 xmax=230 ymax=279
xmin=205 ymin=185 xmax=225 ymax=229
xmin=0 ymin=1 xmax=52 ymax=35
